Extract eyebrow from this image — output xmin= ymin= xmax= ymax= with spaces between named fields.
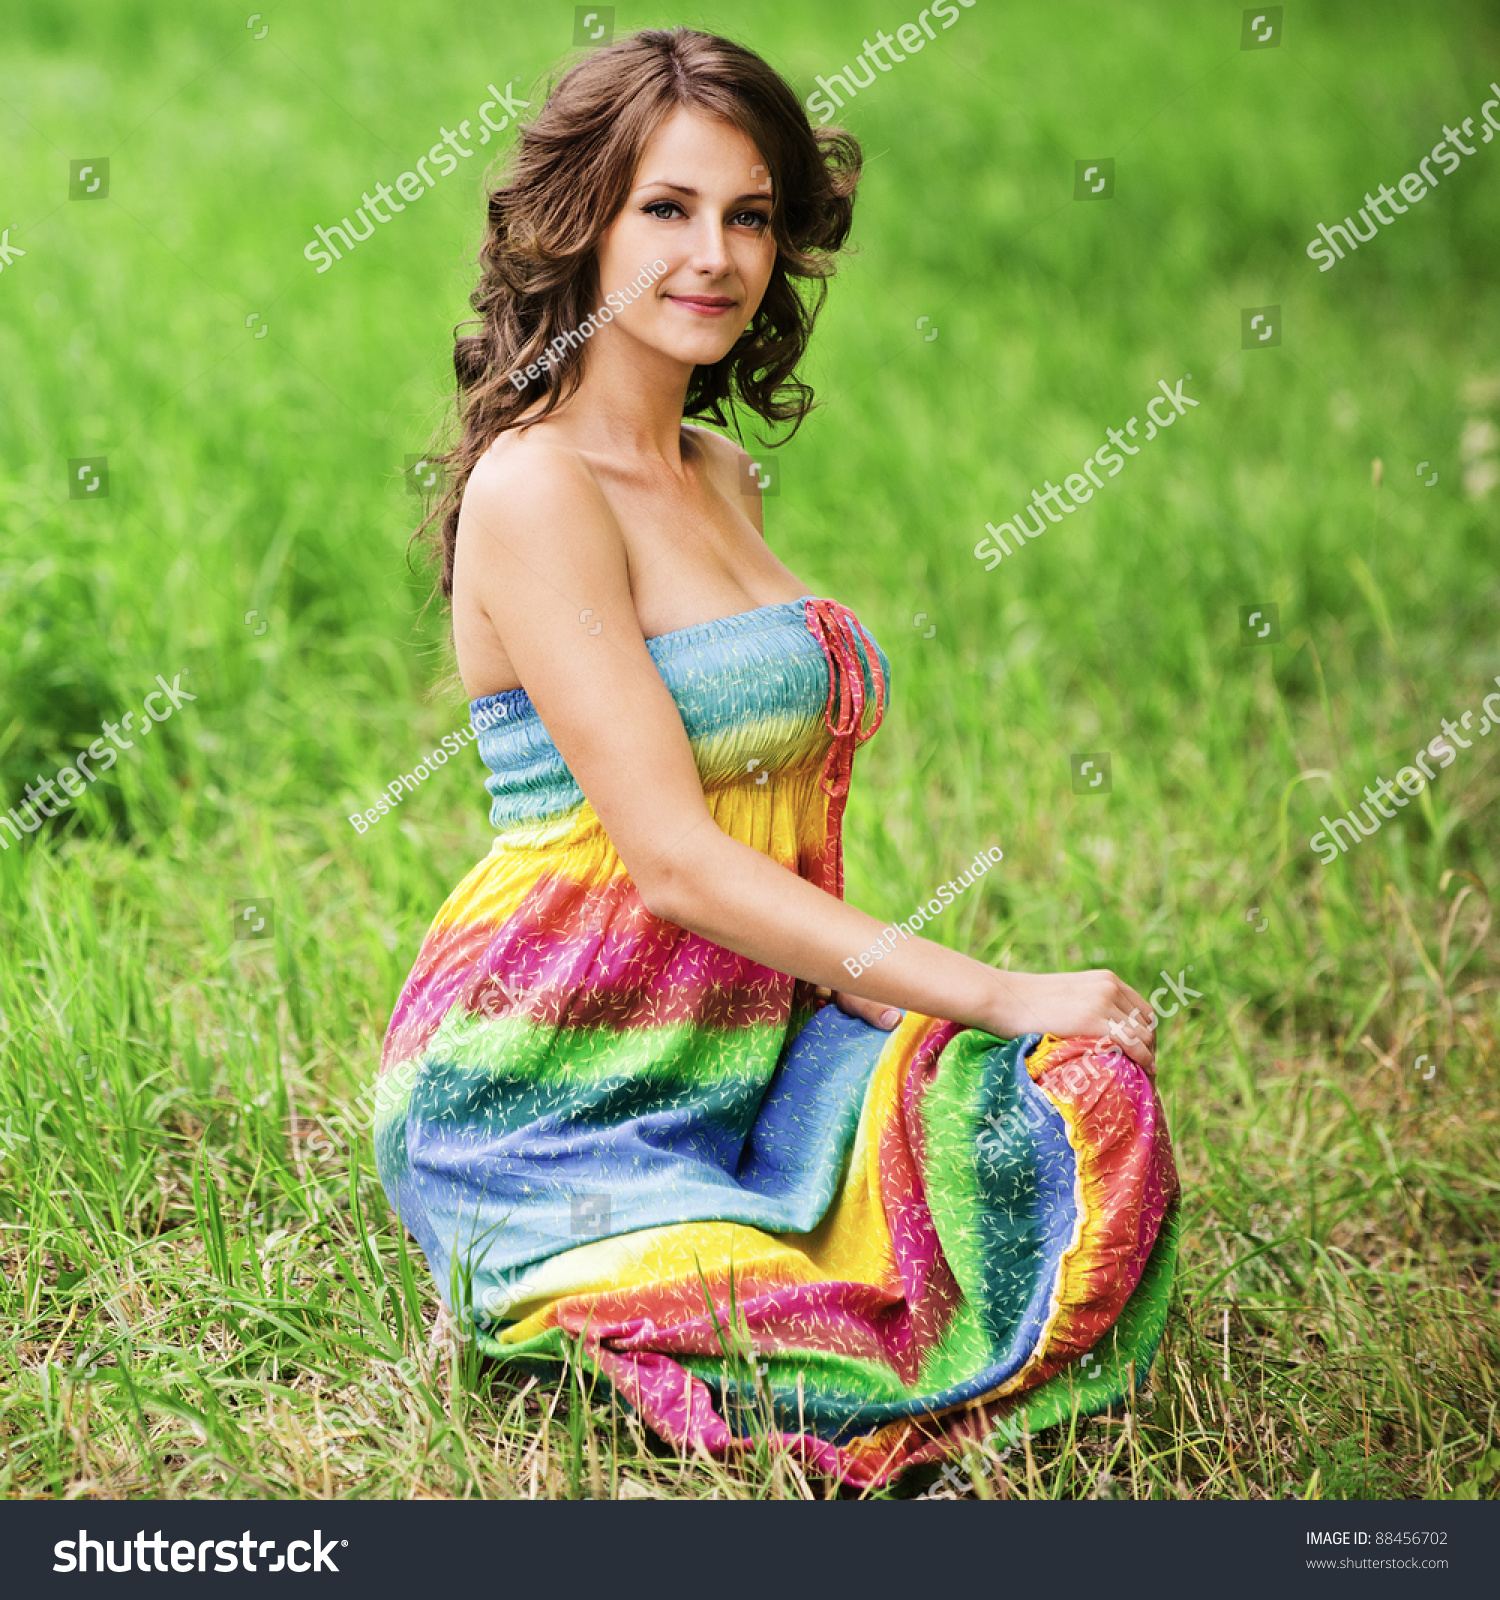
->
xmin=635 ymin=181 xmax=773 ymax=203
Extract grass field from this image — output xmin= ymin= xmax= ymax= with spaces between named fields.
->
xmin=2 ymin=0 xmax=1498 ymax=1500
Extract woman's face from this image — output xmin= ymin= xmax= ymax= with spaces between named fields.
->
xmin=595 ymin=105 xmax=777 ymax=372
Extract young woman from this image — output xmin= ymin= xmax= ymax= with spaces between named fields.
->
xmin=376 ymin=26 xmax=1178 ymax=1491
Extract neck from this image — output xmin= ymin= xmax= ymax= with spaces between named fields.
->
xmin=537 ymin=320 xmax=699 ymax=475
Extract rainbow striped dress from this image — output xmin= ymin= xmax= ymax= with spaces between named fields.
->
xmin=375 ymin=594 xmax=1179 ymax=1488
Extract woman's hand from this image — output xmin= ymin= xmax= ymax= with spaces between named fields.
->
xmin=985 ymin=969 xmax=1156 ymax=1077
xmin=821 ymin=986 xmax=904 ymax=1030
xmin=823 ymin=972 xmax=1156 ymax=1079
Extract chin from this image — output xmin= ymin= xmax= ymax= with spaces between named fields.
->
xmin=654 ymin=334 xmax=742 ymax=366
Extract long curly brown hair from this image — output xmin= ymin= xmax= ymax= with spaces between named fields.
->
xmin=413 ymin=26 xmax=863 ymax=604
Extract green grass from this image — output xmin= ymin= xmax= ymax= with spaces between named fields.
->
xmin=2 ymin=0 xmax=1498 ymax=1499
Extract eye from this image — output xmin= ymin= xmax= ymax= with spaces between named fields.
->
xmin=642 ymin=199 xmax=683 ymax=220
xmin=733 ymin=208 xmax=772 ymax=231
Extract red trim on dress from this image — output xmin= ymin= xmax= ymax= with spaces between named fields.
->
xmin=802 ymin=597 xmax=887 ymax=899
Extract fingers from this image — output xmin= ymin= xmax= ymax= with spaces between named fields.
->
xmin=1122 ymin=1023 xmax=1156 ymax=1077
xmin=1123 ymin=1034 xmax=1156 ymax=1078
xmin=1102 ymin=974 xmax=1157 ymax=1077
xmin=1090 ymin=1029 xmax=1154 ymax=1079
xmin=833 ymin=990 xmax=904 ymax=1030
xmin=1100 ymin=974 xmax=1153 ymax=1038
xmin=1116 ymin=981 xmax=1155 ymax=1032
xmin=1111 ymin=1010 xmax=1156 ymax=1077
xmin=1106 ymin=1014 xmax=1156 ymax=1078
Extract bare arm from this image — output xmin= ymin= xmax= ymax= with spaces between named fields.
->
xmin=454 ymin=444 xmax=1156 ymax=1071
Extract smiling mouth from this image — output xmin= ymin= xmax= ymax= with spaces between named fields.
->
xmin=666 ymin=295 xmax=736 ymax=313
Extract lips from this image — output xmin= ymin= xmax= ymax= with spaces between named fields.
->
xmin=667 ymin=295 xmax=736 ymax=311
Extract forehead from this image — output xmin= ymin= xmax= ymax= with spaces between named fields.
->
xmin=633 ymin=106 xmax=769 ymax=189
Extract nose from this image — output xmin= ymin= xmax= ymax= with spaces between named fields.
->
xmin=686 ymin=214 xmax=733 ymax=279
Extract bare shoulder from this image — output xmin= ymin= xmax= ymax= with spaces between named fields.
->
xmin=684 ymin=423 xmax=763 ymax=535
xmin=682 ymin=421 xmax=748 ymax=485
xmin=460 ymin=431 xmax=612 ymax=539
xmin=454 ymin=430 xmax=631 ymax=597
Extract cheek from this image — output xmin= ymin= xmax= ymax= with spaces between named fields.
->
xmin=598 ymin=220 xmax=653 ymax=280
xmin=739 ymin=244 xmax=778 ymax=314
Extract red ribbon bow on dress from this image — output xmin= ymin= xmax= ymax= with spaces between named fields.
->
xmin=803 ymin=596 xmax=887 ymax=900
